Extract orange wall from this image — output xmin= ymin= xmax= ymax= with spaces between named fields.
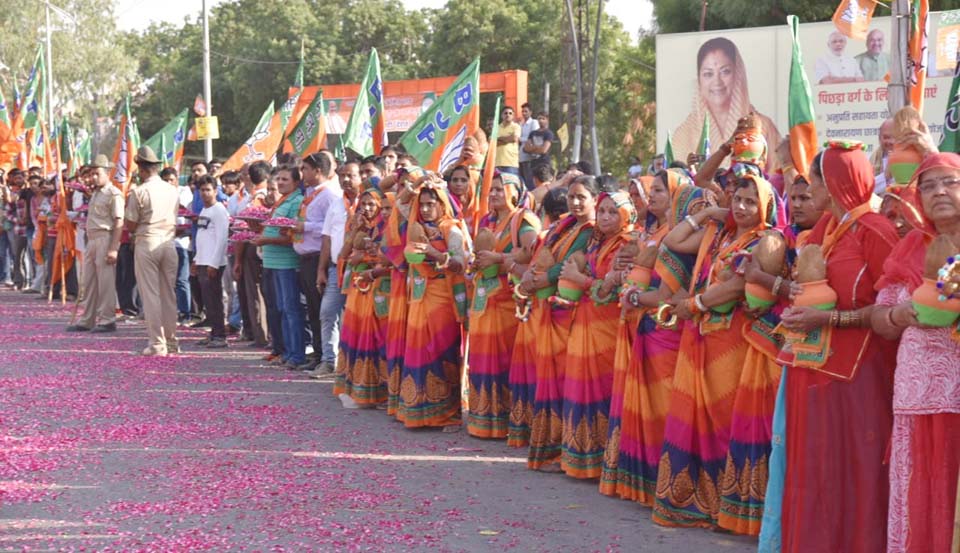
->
xmin=293 ymin=70 xmax=528 ymax=116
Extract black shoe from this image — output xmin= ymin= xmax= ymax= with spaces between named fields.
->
xmin=226 ymin=324 xmax=240 ymax=335
xmin=189 ymin=318 xmax=211 ymax=328
xmin=206 ymin=338 xmax=229 ymax=349
xmin=65 ymin=324 xmax=91 ymax=332
xmin=90 ymin=323 xmax=117 ymax=333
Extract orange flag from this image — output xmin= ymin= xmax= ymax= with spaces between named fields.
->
xmin=832 ymin=0 xmax=876 ymax=40
xmin=110 ymin=98 xmax=138 ymax=195
xmin=908 ymin=0 xmax=929 ymax=113
xmin=475 ymin=96 xmax=501 ymax=235
xmin=280 ymin=92 xmax=314 ymax=154
xmin=219 ymin=105 xmax=284 ymax=175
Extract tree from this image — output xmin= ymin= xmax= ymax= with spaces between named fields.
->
xmin=126 ymin=0 xmax=428 ymax=158
xmin=0 ymin=0 xmax=136 ymax=145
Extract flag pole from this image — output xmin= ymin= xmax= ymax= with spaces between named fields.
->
xmin=45 ymin=3 xmax=54 ymax=141
xmin=202 ymin=0 xmax=213 ymax=162
xmin=888 ymin=0 xmax=910 ymax=113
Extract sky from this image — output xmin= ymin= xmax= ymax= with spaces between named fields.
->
xmin=115 ymin=0 xmax=654 ymax=38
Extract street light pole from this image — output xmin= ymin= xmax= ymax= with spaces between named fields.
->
xmin=202 ymin=0 xmax=213 ymax=162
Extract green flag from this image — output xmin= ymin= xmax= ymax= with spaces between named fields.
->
xmin=0 ymin=87 xmax=10 ymax=128
xmin=341 ymin=49 xmax=388 ymax=158
xmin=75 ymin=134 xmax=91 ymax=165
xmin=787 ymin=15 xmax=818 ymax=178
xmin=13 ymin=80 xmax=21 ymax=114
xmin=144 ymin=109 xmax=190 ymax=169
xmin=59 ymin=118 xmax=73 ymax=169
xmin=294 ymin=40 xmax=305 ymax=90
xmin=399 ymin=59 xmax=480 ymax=172
xmin=280 ymin=91 xmax=301 ymax=133
xmin=696 ymin=116 xmax=710 ymax=158
xmin=21 ymin=45 xmax=45 ymax=132
xmin=285 ymin=91 xmax=327 ymax=157
xmin=255 ymin=102 xmax=275 ymax=133
xmin=940 ymin=59 xmax=960 ymax=153
xmin=664 ymin=131 xmax=675 ymax=165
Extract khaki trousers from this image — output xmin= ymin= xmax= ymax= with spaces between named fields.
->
xmin=77 ymin=232 xmax=117 ymax=328
xmin=133 ymin=239 xmax=178 ymax=352
xmin=240 ymin=244 xmax=268 ymax=345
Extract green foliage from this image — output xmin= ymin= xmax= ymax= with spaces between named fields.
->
xmin=123 ymin=0 xmax=660 ymax=174
xmin=0 ymin=0 xmax=136 ymax=131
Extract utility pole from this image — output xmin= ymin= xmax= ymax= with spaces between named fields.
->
xmin=564 ymin=0 xmax=583 ymax=164
xmin=202 ymin=0 xmax=213 ymax=162
xmin=588 ymin=0 xmax=603 ymax=174
xmin=699 ymin=0 xmax=708 ymax=32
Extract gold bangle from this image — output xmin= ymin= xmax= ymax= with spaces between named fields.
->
xmin=772 ymin=276 xmax=784 ymax=296
xmin=655 ymin=303 xmax=679 ymax=330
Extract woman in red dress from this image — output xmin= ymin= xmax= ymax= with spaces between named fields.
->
xmin=778 ymin=142 xmax=900 ymax=552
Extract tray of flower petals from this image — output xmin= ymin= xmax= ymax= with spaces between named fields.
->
xmin=262 ymin=216 xmax=297 ymax=229
xmin=230 ymin=219 xmax=249 ymax=231
xmin=237 ymin=206 xmax=270 ymax=221
xmin=229 ymin=230 xmax=258 ymax=242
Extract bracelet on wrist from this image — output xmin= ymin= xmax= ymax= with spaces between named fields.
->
xmin=685 ymin=215 xmax=701 ymax=232
xmin=772 ymin=276 xmax=784 ymax=296
xmin=693 ymin=293 xmax=708 ymax=313
xmin=589 ymin=279 xmax=618 ymax=306
xmin=885 ymin=306 xmax=899 ymax=329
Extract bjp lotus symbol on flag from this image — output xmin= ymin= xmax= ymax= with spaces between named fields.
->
xmin=832 ymin=0 xmax=876 ymax=40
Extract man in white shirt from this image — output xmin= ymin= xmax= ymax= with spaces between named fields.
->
xmin=517 ymin=103 xmax=540 ymax=189
xmin=293 ymin=151 xmax=341 ymax=368
xmin=192 ymin=175 xmax=230 ymax=348
xmin=815 ymin=31 xmax=865 ymax=84
xmin=310 ymin=162 xmax=362 ymax=375
xmin=310 ymin=189 xmax=349 ymax=377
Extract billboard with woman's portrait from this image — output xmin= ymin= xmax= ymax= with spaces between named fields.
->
xmin=656 ymin=13 xmax=959 ymax=165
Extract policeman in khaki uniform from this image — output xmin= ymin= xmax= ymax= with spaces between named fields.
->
xmin=66 ymin=155 xmax=125 ymax=333
xmin=124 ymin=146 xmax=180 ymax=356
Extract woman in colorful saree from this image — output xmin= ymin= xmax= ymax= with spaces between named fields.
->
xmin=397 ymin=179 xmax=470 ymax=429
xmin=778 ymin=142 xmax=899 ymax=553
xmin=466 ymin=173 xmax=540 ymax=439
xmin=871 ymin=152 xmax=960 ymax=553
xmin=600 ymin=172 xmax=702 ymax=504
xmin=447 ymin=164 xmax=481 ymax=233
xmin=506 ymin=191 xmax=570 ymax=448
xmin=383 ymin=179 xmax=415 ymax=417
xmin=521 ymin=176 xmax=597 ymax=469
xmin=558 ymin=191 xmax=637 ymax=478
xmin=652 ymin=172 xmax=782 ymax=534
xmin=333 ymin=188 xmax=390 ymax=407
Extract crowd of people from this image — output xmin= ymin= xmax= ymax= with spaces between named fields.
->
xmin=0 ymin=100 xmax=956 ymax=552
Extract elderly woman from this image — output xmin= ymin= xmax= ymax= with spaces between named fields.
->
xmin=872 ymin=152 xmax=960 ymax=553
xmin=778 ymin=143 xmax=899 ymax=552
xmin=672 ymin=37 xmax=781 ymax=169
xmin=466 ymin=173 xmax=540 ymax=439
